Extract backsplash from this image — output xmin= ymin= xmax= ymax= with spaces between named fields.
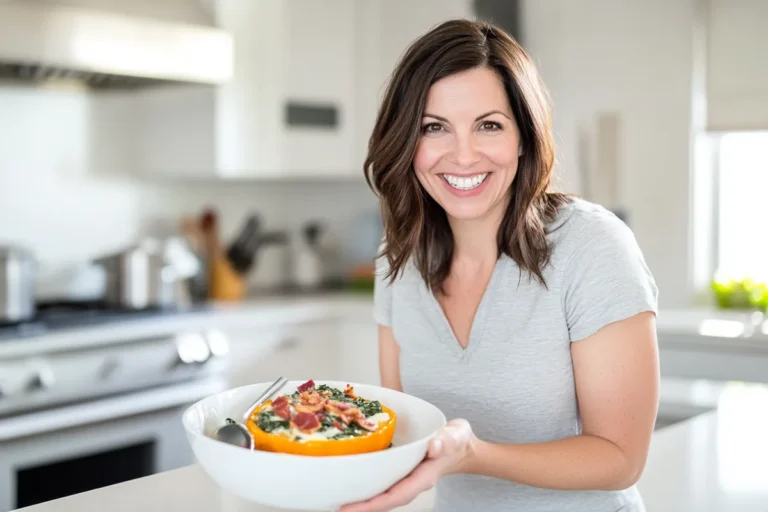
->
xmin=0 ymin=82 xmax=378 ymax=274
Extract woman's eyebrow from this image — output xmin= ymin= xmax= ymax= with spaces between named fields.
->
xmin=422 ymin=110 xmax=513 ymax=122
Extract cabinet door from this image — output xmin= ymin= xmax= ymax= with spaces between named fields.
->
xmin=283 ymin=0 xmax=357 ymax=175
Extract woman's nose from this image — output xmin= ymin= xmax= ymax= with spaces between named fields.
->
xmin=451 ymin=133 xmax=481 ymax=168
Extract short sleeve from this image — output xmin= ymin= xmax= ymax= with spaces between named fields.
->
xmin=373 ymin=251 xmax=393 ymax=326
xmin=562 ymin=213 xmax=659 ymax=342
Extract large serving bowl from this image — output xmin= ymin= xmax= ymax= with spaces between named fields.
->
xmin=182 ymin=380 xmax=446 ymax=511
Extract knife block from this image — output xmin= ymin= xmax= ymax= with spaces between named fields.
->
xmin=209 ymin=255 xmax=245 ymax=301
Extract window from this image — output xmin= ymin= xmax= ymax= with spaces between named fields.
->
xmin=715 ymin=132 xmax=768 ymax=283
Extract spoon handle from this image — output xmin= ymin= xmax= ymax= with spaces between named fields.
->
xmin=241 ymin=376 xmax=288 ymax=422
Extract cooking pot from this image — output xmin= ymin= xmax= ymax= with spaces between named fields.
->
xmin=0 ymin=245 xmax=36 ymax=323
xmin=96 ymin=242 xmax=175 ymax=310
xmin=96 ymin=238 xmax=201 ymax=310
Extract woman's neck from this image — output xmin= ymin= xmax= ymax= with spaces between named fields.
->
xmin=448 ymin=204 xmax=505 ymax=269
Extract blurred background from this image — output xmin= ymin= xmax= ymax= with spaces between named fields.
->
xmin=0 ymin=0 xmax=766 ymax=510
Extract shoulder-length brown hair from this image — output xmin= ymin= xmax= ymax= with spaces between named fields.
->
xmin=364 ymin=18 xmax=570 ymax=292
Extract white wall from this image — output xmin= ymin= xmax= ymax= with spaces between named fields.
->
xmin=521 ymin=0 xmax=696 ymax=308
xmin=0 ymin=83 xmax=377 ymax=275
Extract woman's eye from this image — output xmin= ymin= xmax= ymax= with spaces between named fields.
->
xmin=480 ymin=121 xmax=502 ymax=131
xmin=421 ymin=123 xmax=444 ymax=134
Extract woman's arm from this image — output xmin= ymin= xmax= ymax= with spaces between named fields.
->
xmin=459 ymin=311 xmax=660 ymax=490
xmin=378 ymin=325 xmax=403 ymax=392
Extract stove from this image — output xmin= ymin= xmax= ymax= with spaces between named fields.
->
xmin=0 ymin=300 xmax=210 ymax=342
xmin=0 ymin=299 xmax=230 ymax=510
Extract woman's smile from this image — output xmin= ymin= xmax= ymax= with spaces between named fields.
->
xmin=440 ymin=171 xmax=492 ymax=197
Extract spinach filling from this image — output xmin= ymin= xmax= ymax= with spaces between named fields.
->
xmin=257 ymin=410 xmax=290 ymax=433
xmin=262 ymin=384 xmax=386 ymax=439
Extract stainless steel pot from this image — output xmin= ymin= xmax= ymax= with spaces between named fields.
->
xmin=96 ymin=243 xmax=176 ymax=310
xmin=0 ymin=245 xmax=36 ymax=323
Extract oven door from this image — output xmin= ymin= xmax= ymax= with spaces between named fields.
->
xmin=0 ymin=378 xmax=224 ymax=511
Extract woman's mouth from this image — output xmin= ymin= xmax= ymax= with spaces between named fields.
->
xmin=442 ymin=173 xmax=488 ymax=191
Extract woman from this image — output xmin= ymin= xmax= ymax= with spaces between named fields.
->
xmin=341 ymin=18 xmax=660 ymax=512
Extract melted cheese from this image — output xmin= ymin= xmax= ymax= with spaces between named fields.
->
xmin=293 ymin=426 xmax=343 ymax=442
xmin=367 ymin=412 xmax=390 ymax=425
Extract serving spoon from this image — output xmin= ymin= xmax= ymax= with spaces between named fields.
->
xmin=214 ymin=376 xmax=288 ymax=449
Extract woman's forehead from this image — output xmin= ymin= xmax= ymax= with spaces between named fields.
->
xmin=424 ymin=68 xmax=511 ymax=116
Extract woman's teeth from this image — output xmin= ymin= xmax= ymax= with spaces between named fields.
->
xmin=443 ymin=173 xmax=488 ymax=190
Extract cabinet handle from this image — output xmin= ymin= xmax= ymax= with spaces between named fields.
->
xmin=277 ymin=338 xmax=299 ymax=351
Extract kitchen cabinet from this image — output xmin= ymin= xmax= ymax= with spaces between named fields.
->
xmin=129 ymin=0 xmax=358 ymax=179
xmin=705 ymin=0 xmax=768 ymax=131
xmin=223 ymin=319 xmax=343 ymax=389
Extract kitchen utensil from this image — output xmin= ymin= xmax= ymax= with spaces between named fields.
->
xmin=293 ymin=222 xmax=325 ymax=289
xmin=95 ymin=240 xmax=176 ymax=310
xmin=214 ymin=376 xmax=288 ymax=449
xmin=0 ymin=245 xmax=36 ymax=323
xmin=200 ymin=209 xmax=246 ymax=301
xmin=182 ymin=380 xmax=446 ymax=511
xmin=248 ymin=230 xmax=291 ymax=291
xmin=226 ymin=214 xmax=261 ymax=275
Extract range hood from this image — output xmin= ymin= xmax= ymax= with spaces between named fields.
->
xmin=0 ymin=2 xmax=233 ymax=89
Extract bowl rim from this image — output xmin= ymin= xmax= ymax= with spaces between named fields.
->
xmin=182 ymin=380 xmax=447 ymax=461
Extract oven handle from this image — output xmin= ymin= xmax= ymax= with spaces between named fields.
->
xmin=0 ymin=378 xmax=226 ymax=442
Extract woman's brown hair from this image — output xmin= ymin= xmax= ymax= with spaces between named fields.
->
xmin=364 ymin=18 xmax=570 ymax=292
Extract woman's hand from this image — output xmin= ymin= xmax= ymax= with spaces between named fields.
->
xmin=339 ymin=419 xmax=476 ymax=512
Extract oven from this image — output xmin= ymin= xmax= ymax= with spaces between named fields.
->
xmin=0 ymin=378 xmax=224 ymax=511
xmin=0 ymin=308 xmax=231 ymax=512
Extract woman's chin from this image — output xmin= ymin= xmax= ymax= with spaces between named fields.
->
xmin=441 ymin=201 xmax=497 ymax=222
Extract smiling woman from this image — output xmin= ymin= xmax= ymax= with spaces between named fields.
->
xmin=347 ymin=18 xmax=660 ymax=512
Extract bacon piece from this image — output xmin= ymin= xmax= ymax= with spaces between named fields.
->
xmin=324 ymin=400 xmax=353 ymax=419
xmin=292 ymin=412 xmax=320 ymax=433
xmin=273 ymin=406 xmax=291 ymax=420
xmin=294 ymin=391 xmax=324 ymax=413
xmin=271 ymin=395 xmax=289 ymax=409
xmin=299 ymin=391 xmax=324 ymax=405
xmin=354 ymin=417 xmax=377 ymax=431
xmin=295 ymin=402 xmax=324 ymax=413
xmin=297 ymin=380 xmax=315 ymax=393
xmin=344 ymin=384 xmax=358 ymax=399
xmin=326 ymin=400 xmax=351 ymax=411
xmin=315 ymin=410 xmax=326 ymax=422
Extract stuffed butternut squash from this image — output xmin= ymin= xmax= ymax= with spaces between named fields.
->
xmin=245 ymin=380 xmax=396 ymax=456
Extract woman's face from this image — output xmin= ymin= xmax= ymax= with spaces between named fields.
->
xmin=413 ymin=66 xmax=521 ymax=223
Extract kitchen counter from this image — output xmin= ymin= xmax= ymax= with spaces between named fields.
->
xmin=0 ymin=292 xmax=375 ymax=358
xmin=13 ymin=381 xmax=768 ymax=512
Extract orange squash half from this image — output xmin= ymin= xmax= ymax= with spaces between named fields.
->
xmin=246 ymin=401 xmax=397 ymax=457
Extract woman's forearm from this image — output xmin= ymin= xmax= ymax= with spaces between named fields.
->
xmin=460 ymin=435 xmax=642 ymax=491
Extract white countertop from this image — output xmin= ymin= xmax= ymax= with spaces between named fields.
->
xmin=0 ymin=293 xmax=376 ymax=359
xmin=13 ymin=381 xmax=768 ymax=512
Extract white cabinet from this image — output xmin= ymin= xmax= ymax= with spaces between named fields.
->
xmin=706 ymin=0 xmax=768 ymax=131
xmin=223 ymin=319 xmax=343 ymax=390
xmin=130 ymin=0 xmax=358 ymax=179
xmin=282 ymin=0 xmax=357 ymax=175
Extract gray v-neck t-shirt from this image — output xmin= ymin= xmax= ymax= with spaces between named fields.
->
xmin=373 ymin=199 xmax=658 ymax=512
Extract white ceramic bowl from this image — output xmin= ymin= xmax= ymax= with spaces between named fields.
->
xmin=182 ymin=380 xmax=446 ymax=511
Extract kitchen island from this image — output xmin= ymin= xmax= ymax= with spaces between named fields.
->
xmin=12 ymin=387 xmax=768 ymax=512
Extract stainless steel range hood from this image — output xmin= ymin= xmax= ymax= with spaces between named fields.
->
xmin=0 ymin=2 xmax=233 ymax=89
